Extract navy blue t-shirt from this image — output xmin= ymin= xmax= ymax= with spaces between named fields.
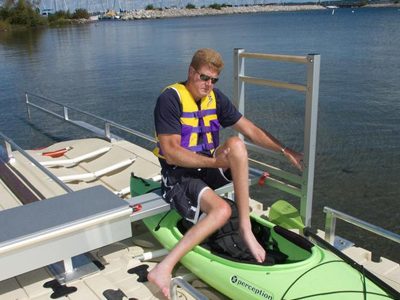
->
xmin=154 ymin=84 xmax=242 ymax=166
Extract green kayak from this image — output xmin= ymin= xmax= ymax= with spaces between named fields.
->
xmin=143 ymin=209 xmax=395 ymax=300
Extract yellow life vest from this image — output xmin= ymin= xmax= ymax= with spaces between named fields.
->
xmin=153 ymin=83 xmax=220 ymax=159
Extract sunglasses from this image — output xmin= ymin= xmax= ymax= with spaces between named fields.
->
xmin=194 ymin=69 xmax=219 ymax=84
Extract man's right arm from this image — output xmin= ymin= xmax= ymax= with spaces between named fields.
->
xmin=158 ymin=134 xmax=228 ymax=169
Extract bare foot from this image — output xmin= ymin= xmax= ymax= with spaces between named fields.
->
xmin=241 ymin=230 xmax=266 ymax=263
xmin=148 ymin=264 xmax=171 ymax=299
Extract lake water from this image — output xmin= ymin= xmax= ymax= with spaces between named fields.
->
xmin=0 ymin=7 xmax=399 ymax=261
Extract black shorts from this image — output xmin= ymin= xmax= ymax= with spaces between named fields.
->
xmin=161 ymin=166 xmax=231 ymax=223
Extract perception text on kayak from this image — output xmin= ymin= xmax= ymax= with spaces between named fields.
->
xmin=230 ymin=275 xmax=273 ymax=300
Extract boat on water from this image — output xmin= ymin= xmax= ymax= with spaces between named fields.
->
xmin=0 ymin=49 xmax=399 ymax=300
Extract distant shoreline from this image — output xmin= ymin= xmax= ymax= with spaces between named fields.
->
xmin=97 ymin=3 xmax=399 ymax=21
xmin=116 ymin=5 xmax=326 ymax=20
xmin=365 ymin=2 xmax=400 ymax=8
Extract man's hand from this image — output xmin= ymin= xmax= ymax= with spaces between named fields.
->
xmin=214 ymin=147 xmax=230 ymax=168
xmin=283 ymin=148 xmax=304 ymax=171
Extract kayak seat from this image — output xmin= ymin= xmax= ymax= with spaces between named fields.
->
xmin=177 ymin=199 xmax=290 ymax=266
xmin=178 ymin=218 xmax=289 ymax=266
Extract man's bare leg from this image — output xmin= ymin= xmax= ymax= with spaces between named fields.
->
xmin=216 ymin=137 xmax=266 ymax=263
xmin=148 ymin=190 xmax=231 ymax=299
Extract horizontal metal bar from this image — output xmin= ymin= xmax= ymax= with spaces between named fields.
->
xmin=213 ymin=165 xmax=301 ymax=199
xmin=27 ymin=102 xmax=65 ymax=120
xmin=323 ymin=207 xmax=400 ymax=244
xmin=170 ymin=277 xmax=208 ymax=300
xmin=239 ymin=52 xmax=308 ymax=64
xmin=27 ymin=103 xmax=119 ymax=141
xmin=134 ymin=249 xmax=169 ymax=261
xmin=27 ymin=92 xmax=111 ymax=123
xmin=265 ymin=177 xmax=302 ymax=198
xmin=0 ymin=132 xmax=73 ymax=194
xmin=245 ymin=142 xmax=302 ymax=185
xmin=248 ymin=158 xmax=302 ymax=186
xmin=26 ymin=92 xmax=66 ymax=107
xmin=26 ymin=92 xmax=155 ymax=144
xmin=250 ymin=167 xmax=302 ymax=198
xmin=190 ymin=168 xmax=260 ymax=198
xmin=240 ymin=75 xmax=307 ymax=92
xmin=245 ymin=141 xmax=283 ymax=160
xmin=107 ymin=121 xmax=155 ymax=143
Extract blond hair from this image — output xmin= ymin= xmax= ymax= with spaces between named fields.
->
xmin=190 ymin=48 xmax=224 ymax=74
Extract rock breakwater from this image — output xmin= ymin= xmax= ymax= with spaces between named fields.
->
xmin=119 ymin=5 xmax=326 ymax=20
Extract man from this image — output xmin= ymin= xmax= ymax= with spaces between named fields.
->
xmin=148 ymin=48 xmax=303 ymax=298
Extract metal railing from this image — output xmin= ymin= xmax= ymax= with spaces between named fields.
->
xmin=233 ymin=49 xmax=320 ymax=227
xmin=323 ymin=206 xmax=400 ymax=246
xmin=0 ymin=132 xmax=72 ymax=194
xmin=25 ymin=92 xmax=155 ymax=144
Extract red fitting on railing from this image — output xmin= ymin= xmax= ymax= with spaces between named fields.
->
xmin=258 ymin=172 xmax=270 ymax=186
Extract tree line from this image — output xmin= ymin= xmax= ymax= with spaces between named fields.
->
xmin=0 ymin=0 xmax=90 ymax=31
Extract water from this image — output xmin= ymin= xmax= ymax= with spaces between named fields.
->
xmin=1 ymin=7 xmax=399 ymax=262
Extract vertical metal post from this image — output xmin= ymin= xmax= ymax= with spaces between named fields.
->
xmin=300 ymin=54 xmax=320 ymax=228
xmin=105 ymin=122 xmax=111 ymax=140
xmin=63 ymin=258 xmax=74 ymax=274
xmin=171 ymin=283 xmax=178 ymax=300
xmin=233 ymin=48 xmax=245 ymax=140
xmin=25 ymin=93 xmax=31 ymax=121
xmin=233 ymin=48 xmax=245 ymax=115
xmin=63 ymin=106 xmax=69 ymax=121
xmin=324 ymin=211 xmax=336 ymax=244
xmin=5 ymin=141 xmax=14 ymax=163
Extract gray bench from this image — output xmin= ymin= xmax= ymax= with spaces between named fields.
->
xmin=0 ymin=185 xmax=132 ymax=282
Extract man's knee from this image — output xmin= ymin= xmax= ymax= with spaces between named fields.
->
xmin=215 ymin=199 xmax=232 ymax=226
xmin=225 ymin=136 xmax=247 ymax=157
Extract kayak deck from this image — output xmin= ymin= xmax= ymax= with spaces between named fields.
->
xmin=144 ymin=210 xmax=396 ymax=299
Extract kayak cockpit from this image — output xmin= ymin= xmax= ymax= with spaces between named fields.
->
xmin=176 ymin=208 xmax=315 ymax=267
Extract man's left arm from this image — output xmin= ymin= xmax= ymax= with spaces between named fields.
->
xmin=232 ymin=117 xmax=304 ymax=171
